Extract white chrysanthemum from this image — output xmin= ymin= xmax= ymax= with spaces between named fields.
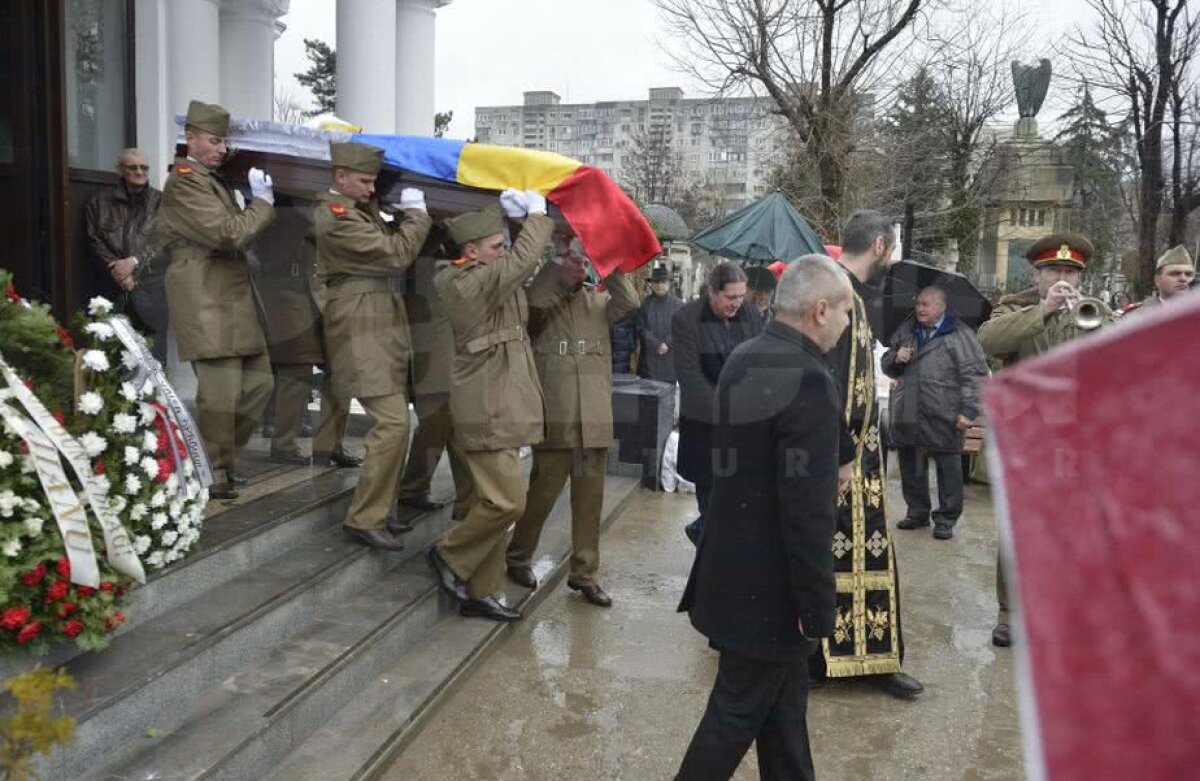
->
xmin=0 ymin=450 xmax=12 ymax=469
xmin=87 ymin=296 xmax=114 ymax=316
xmin=168 ymin=500 xmax=183 ymax=518
xmin=112 ymin=413 xmax=138 ymax=434
xmin=78 ymin=391 xmax=105 ymax=416
xmin=23 ymin=517 xmax=43 ymax=537
xmin=120 ymin=382 xmax=138 ymax=402
xmin=141 ymin=380 xmax=156 ymax=398
xmin=84 ymin=321 xmax=116 ymax=341
xmin=141 ymin=457 xmax=160 ymax=480
xmin=150 ymin=490 xmax=167 ymax=508
xmin=108 ymin=495 xmax=128 ymax=514
xmin=161 ymin=530 xmax=178 ymax=546
xmin=0 ymin=490 xmax=17 ymax=517
xmin=81 ymin=431 xmax=107 ymax=457
xmin=121 ymin=351 xmax=139 ymax=371
xmin=140 ymin=403 xmax=157 ymax=425
xmin=21 ymin=498 xmax=40 ymax=513
xmin=151 ymin=512 xmax=169 ymax=530
xmin=143 ymin=431 xmax=158 ymax=452
xmin=147 ymin=551 xmax=165 ymax=568
xmin=3 ymin=538 xmax=21 ymax=557
xmin=82 ymin=350 xmax=110 ymax=372
xmin=134 ymin=535 xmax=152 ymax=555
xmin=165 ymin=549 xmax=182 ymax=564
xmin=125 ymin=474 xmax=142 ymax=495
xmin=184 ymin=460 xmax=195 ymax=477
xmin=124 ymin=446 xmax=141 ymax=466
xmin=130 ymin=503 xmax=148 ymax=521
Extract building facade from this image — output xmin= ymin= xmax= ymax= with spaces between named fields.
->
xmin=475 ymin=88 xmax=779 ymax=215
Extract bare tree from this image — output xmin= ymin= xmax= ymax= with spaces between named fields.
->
xmin=656 ymin=0 xmax=928 ymax=238
xmin=620 ymin=124 xmax=692 ymax=207
xmin=1168 ymin=84 xmax=1200 ymax=245
xmin=273 ymin=88 xmax=307 ymax=125
xmin=1068 ymin=0 xmax=1200 ymax=287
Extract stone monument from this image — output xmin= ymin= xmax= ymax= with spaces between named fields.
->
xmin=1011 ymin=59 xmax=1052 ymax=138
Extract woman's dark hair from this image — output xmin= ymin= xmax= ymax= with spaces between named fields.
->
xmin=707 ymin=261 xmax=748 ymax=294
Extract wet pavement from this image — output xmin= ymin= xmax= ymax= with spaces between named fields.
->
xmin=380 ymin=466 xmax=1023 ymax=780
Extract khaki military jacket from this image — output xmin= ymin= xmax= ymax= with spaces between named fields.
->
xmin=978 ymin=287 xmax=1113 ymax=367
xmin=313 ymin=191 xmax=432 ymax=401
xmin=404 ymin=257 xmax=456 ymax=398
xmin=527 ymin=268 xmax=640 ymax=450
xmin=155 ymin=157 xmax=274 ymax=362
xmin=434 ymin=214 xmax=555 ymax=452
xmin=256 ymin=206 xmax=327 ymax=365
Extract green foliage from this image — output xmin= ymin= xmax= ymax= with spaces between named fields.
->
xmin=0 ymin=668 xmax=75 ymax=781
xmin=0 ymin=272 xmax=73 ymax=415
xmin=434 ymin=111 xmax=453 ymax=138
xmin=295 ymin=38 xmax=337 ymax=117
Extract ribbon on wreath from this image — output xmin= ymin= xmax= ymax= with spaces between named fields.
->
xmin=108 ymin=316 xmax=214 ymax=489
xmin=0 ymin=356 xmax=145 ymax=586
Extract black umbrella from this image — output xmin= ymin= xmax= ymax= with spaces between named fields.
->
xmin=877 ymin=260 xmax=992 ymax=343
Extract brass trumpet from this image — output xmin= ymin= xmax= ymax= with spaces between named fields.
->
xmin=1072 ymin=297 xmax=1105 ymax=330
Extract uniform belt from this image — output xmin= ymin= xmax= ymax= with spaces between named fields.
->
xmin=464 ymin=326 xmax=527 ymax=355
xmin=534 ymin=338 xmax=610 ymax=356
xmin=323 ymin=277 xmax=394 ymax=299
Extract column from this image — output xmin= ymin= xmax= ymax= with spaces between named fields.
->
xmin=394 ymin=0 xmax=450 ymax=136
xmin=168 ymin=0 xmax=221 ymax=117
xmin=219 ymin=0 xmax=291 ymax=121
xmin=134 ymin=0 xmax=171 ymax=188
xmin=337 ymin=0 xmax=397 ymax=132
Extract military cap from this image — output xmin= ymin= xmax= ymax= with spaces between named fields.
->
xmin=445 ymin=205 xmax=507 ymax=246
xmin=650 ymin=266 xmax=671 ymax=281
xmin=1025 ymin=233 xmax=1095 ymax=269
xmin=185 ymin=100 xmax=230 ymax=138
xmin=1155 ymin=244 xmax=1194 ymax=271
xmin=329 ymin=141 xmax=384 ymax=175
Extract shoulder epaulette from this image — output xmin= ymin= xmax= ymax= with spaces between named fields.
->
xmin=175 ymin=164 xmax=193 ymax=176
xmin=451 ymin=257 xmax=478 ymax=269
xmin=329 ymin=202 xmax=350 ymax=218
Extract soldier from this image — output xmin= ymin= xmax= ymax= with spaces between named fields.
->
xmin=1125 ymin=245 xmax=1195 ymax=314
xmin=505 ymin=236 xmax=640 ymax=608
xmin=978 ymin=233 xmax=1113 ymax=647
xmin=155 ymin=100 xmax=276 ymax=500
xmin=426 ymin=190 xmax=554 ymax=622
xmin=314 ymin=141 xmax=432 ymax=550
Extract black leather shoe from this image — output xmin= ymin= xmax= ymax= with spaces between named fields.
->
xmin=315 ymin=451 xmax=363 ymax=468
xmin=932 ymin=525 xmax=954 ymax=540
xmin=876 ymin=672 xmax=924 ymax=699
xmin=342 ymin=526 xmax=405 ymax=552
xmin=226 ymin=469 xmax=248 ymax=486
xmin=506 ymin=565 xmax=538 ymax=589
xmin=992 ymin=623 xmax=1012 ymax=647
xmin=459 ymin=595 xmax=521 ymax=622
xmin=399 ymin=494 xmax=445 ymax=512
xmin=896 ymin=517 xmax=930 ymax=530
xmin=426 ymin=547 xmax=469 ymax=602
xmin=386 ymin=518 xmax=414 ymax=535
xmin=261 ymin=423 xmax=275 ymax=439
xmin=269 ymin=449 xmax=312 ymax=466
xmin=210 ymin=482 xmax=239 ymax=500
xmin=568 ymin=580 xmax=613 ymax=608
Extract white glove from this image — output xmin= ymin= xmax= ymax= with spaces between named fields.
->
xmin=524 ymin=190 xmax=547 ymax=216
xmin=499 ymin=188 xmax=528 ymax=219
xmin=248 ymin=167 xmax=274 ymax=206
xmin=395 ymin=187 xmax=426 ymax=212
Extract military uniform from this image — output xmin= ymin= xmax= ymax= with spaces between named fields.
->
xmin=978 ymin=233 xmax=1112 ymax=646
xmin=433 ymin=206 xmax=555 ymax=601
xmin=154 ymin=101 xmax=275 ymax=489
xmin=506 ymin=264 xmax=639 ymax=592
xmin=1122 ymin=245 xmax=1195 ymax=316
xmin=314 ymin=142 xmax=432 ymax=535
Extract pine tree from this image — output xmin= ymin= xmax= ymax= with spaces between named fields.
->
xmin=295 ymin=38 xmax=337 ymax=117
xmin=882 ymin=67 xmax=949 ymax=257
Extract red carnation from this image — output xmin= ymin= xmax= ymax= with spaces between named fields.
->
xmin=53 ymin=409 xmax=65 ymax=426
xmin=99 ymin=581 xmax=114 ymax=593
xmin=56 ymin=601 xmax=79 ymax=619
xmin=16 ymin=621 xmax=41 ymax=644
xmin=21 ymin=378 xmax=32 ymax=389
xmin=156 ymin=429 xmax=170 ymax=454
xmin=1 ymin=607 xmax=31 ymax=630
xmin=76 ymin=585 xmax=96 ymax=597
xmin=95 ymin=460 xmax=107 ymax=476
xmin=5 ymin=282 xmax=20 ymax=304
xmin=56 ymin=325 xmax=75 ymax=351
xmin=45 ymin=579 xmax=70 ymax=603
xmin=157 ymin=458 xmax=173 ymax=482
xmin=62 ymin=620 xmax=84 ymax=637
xmin=56 ymin=557 xmax=70 ymax=579
xmin=105 ymin=611 xmax=126 ymax=630
xmin=18 ymin=441 xmax=28 ymax=454
xmin=20 ymin=563 xmax=46 ymax=587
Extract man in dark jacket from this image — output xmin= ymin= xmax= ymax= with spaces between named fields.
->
xmin=673 ymin=261 xmax=763 ymax=544
xmin=675 ymin=255 xmax=852 ymax=781
xmin=636 ymin=265 xmax=684 ymax=381
xmin=83 ymin=148 xmax=167 ymax=362
xmin=882 ymin=286 xmax=988 ymax=540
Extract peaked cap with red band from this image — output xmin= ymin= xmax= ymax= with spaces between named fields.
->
xmin=1025 ymin=233 xmax=1096 ymax=269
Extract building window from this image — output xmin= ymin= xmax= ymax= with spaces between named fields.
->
xmin=63 ymin=0 xmax=131 ymax=170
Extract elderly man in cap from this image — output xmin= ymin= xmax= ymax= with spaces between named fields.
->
xmin=504 ymin=235 xmax=640 ymax=608
xmin=635 ymin=266 xmax=683 ymax=383
xmin=426 ymin=191 xmax=554 ymax=622
xmin=979 ymin=232 xmax=1114 ymax=647
xmin=1125 ymin=245 xmax=1195 ymax=314
xmin=154 ymin=100 xmax=276 ymax=500
xmin=314 ymin=141 xmax=432 ymax=550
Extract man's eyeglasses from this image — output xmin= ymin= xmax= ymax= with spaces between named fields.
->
xmin=121 ymin=164 xmax=149 ymax=172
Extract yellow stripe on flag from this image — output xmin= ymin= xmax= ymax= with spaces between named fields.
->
xmin=457 ymin=144 xmax=582 ymax=195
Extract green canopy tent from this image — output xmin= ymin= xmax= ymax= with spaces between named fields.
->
xmin=689 ymin=192 xmax=824 ymax=264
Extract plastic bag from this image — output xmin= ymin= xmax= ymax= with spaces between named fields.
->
xmin=660 ymin=430 xmax=695 ymax=494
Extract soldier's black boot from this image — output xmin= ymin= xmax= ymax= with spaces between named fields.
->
xmin=992 ymin=623 xmax=1012 ymax=647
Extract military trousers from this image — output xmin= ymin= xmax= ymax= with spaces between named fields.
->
xmin=193 ymin=352 xmax=273 ymax=472
xmin=997 ymin=556 xmax=1010 ymax=624
xmin=397 ymin=392 xmax=474 ymax=516
xmin=436 ymin=448 xmax=526 ymax=600
xmin=345 ymin=392 xmax=409 ymax=532
xmin=270 ymin=364 xmax=350 ymax=457
xmin=507 ymin=447 xmax=607 ymax=585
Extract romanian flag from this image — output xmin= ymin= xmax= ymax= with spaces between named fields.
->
xmin=353 ymin=134 xmax=662 ymax=277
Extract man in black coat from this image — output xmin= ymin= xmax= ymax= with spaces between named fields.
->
xmin=636 ymin=265 xmax=684 ymax=382
xmin=673 ymin=261 xmax=764 ymax=544
xmin=676 ymin=255 xmax=853 ymax=781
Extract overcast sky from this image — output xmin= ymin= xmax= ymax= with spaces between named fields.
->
xmin=274 ymin=0 xmax=1096 ymax=139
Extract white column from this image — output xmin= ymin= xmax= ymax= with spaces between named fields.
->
xmin=337 ymin=0 xmax=397 ymax=132
xmin=219 ymin=0 xmax=291 ymax=121
xmin=394 ymin=0 xmax=449 ymax=136
xmin=168 ymin=0 xmax=222 ymax=118
xmin=135 ymin=0 xmax=171 ymax=188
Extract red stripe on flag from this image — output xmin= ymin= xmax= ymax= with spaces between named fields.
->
xmin=548 ymin=166 xmax=662 ymax=277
